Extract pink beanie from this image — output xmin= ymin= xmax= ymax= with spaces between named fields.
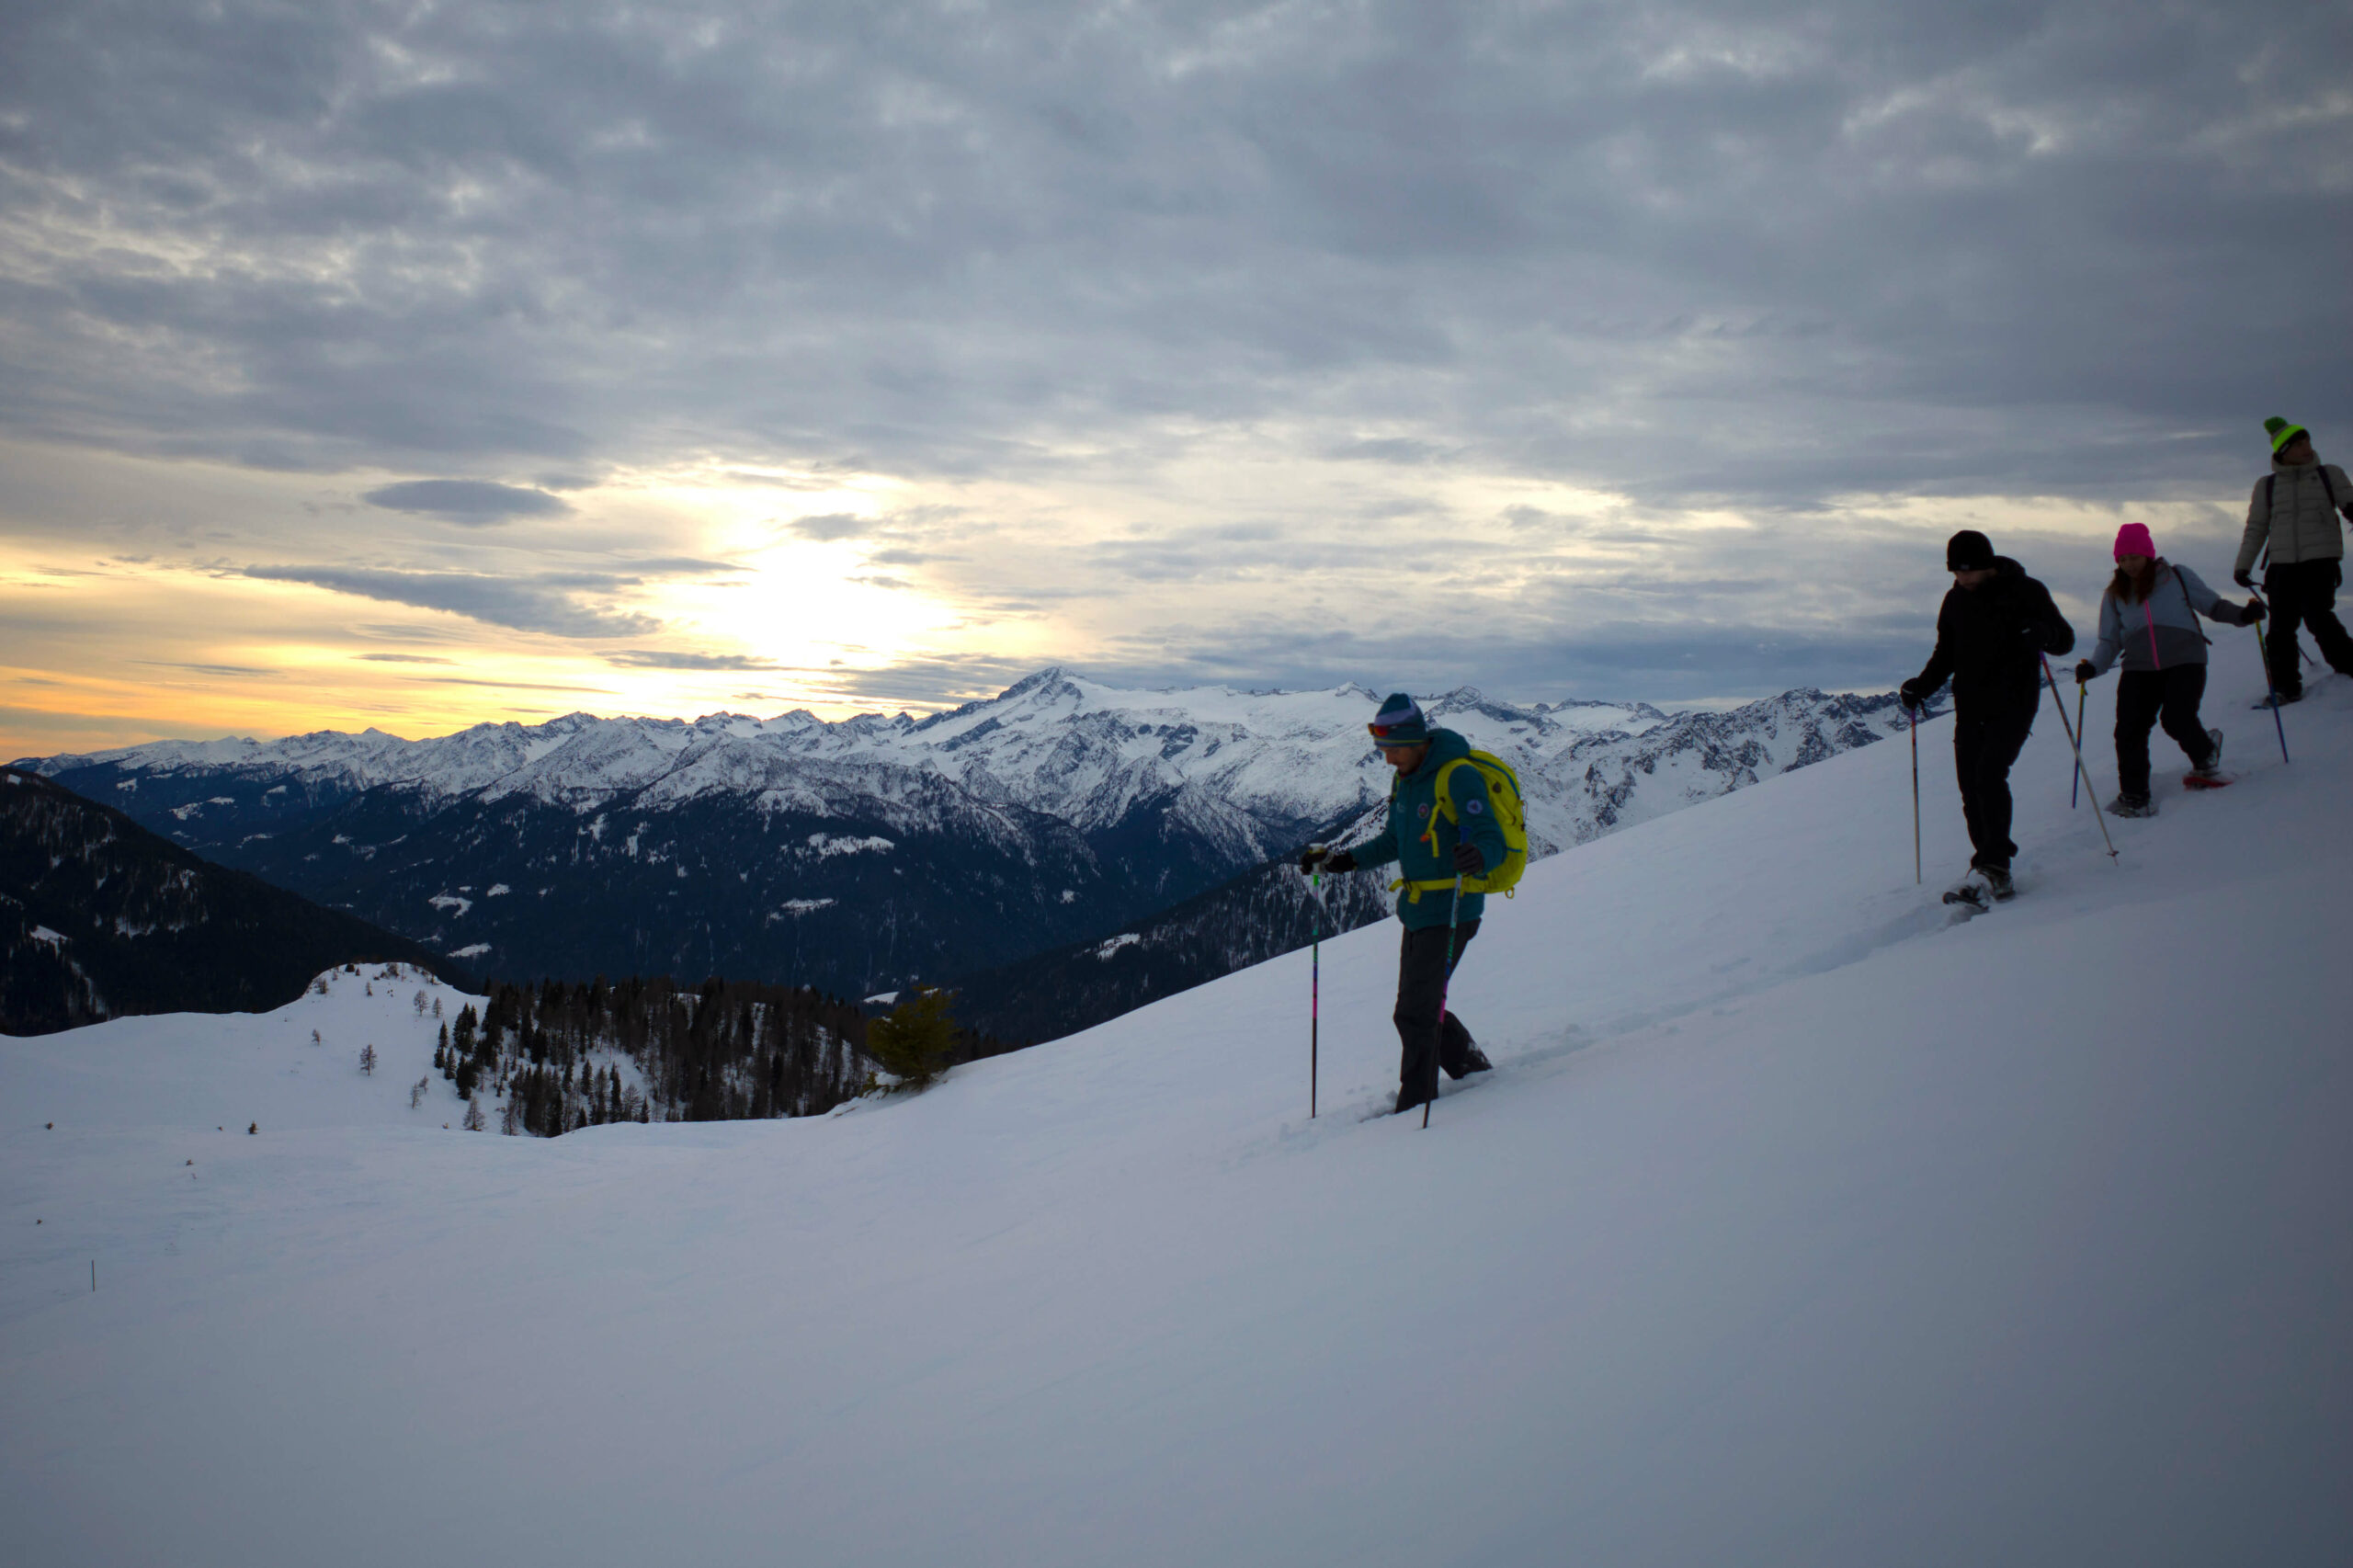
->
xmin=2113 ymin=522 xmax=2155 ymax=560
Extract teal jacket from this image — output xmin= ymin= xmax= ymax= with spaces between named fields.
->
xmin=1350 ymin=728 xmax=1510 ymax=931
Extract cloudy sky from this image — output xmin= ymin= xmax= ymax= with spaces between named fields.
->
xmin=3 ymin=0 xmax=2347 ymax=754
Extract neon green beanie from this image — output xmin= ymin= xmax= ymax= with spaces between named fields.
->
xmin=2265 ymin=416 xmax=2308 ymax=454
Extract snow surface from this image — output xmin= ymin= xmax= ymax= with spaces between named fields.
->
xmin=3 ymin=636 xmax=2346 ymax=1567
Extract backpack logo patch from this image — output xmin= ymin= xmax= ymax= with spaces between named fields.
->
xmin=1464 ymin=798 xmax=1483 ymax=814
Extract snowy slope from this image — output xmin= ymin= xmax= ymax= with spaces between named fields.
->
xmin=3 ymin=634 xmax=2344 ymax=1568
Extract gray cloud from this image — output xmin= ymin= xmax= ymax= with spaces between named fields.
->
xmin=132 ymin=660 xmax=279 ymax=678
xmin=604 ymin=650 xmax=779 ymax=671
xmin=6 ymin=0 xmax=2343 ymax=504
xmin=362 ymin=480 xmax=573 ymax=522
xmin=784 ymin=513 xmax=873 ymax=542
xmin=241 ymin=566 xmax=659 ymax=638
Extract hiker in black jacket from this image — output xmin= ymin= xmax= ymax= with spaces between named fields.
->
xmin=1899 ymin=530 xmax=2076 ymax=903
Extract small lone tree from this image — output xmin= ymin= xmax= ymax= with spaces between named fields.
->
xmin=310 ymin=1028 xmax=321 ymax=1046
xmin=461 ymin=1097 xmax=486 ymax=1131
xmin=409 ymin=1076 xmax=429 ymax=1108
xmin=359 ymin=1043 xmax=378 ymax=1075
xmin=413 ymin=989 xmax=429 ymax=1016
xmin=862 ymin=988 xmax=960 ymax=1095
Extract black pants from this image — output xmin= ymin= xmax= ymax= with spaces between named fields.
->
xmin=1393 ymin=919 xmax=1481 ymax=1106
xmin=2114 ymin=665 xmax=2212 ymax=797
xmin=2263 ymin=560 xmax=2353 ymax=696
xmin=1953 ymin=709 xmax=2034 ymax=872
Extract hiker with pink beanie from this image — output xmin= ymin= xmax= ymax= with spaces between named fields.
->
xmin=2074 ymin=522 xmax=2266 ymax=817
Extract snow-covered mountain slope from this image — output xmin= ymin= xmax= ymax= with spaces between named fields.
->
xmin=23 ymin=673 xmax=1906 ymax=1011
xmin=0 ymin=766 xmax=458 ymax=1035
xmin=4 ymin=633 xmax=2342 ymax=1567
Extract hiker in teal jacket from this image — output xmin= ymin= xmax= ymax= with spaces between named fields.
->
xmin=1299 ymin=693 xmax=1508 ymax=1114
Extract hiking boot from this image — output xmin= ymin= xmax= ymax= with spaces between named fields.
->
xmin=2255 ymin=690 xmax=2301 ymax=710
xmin=2109 ymin=792 xmax=2157 ymax=818
xmin=1982 ymin=865 xmax=2016 ymax=902
xmin=2192 ymin=730 xmax=2224 ymax=780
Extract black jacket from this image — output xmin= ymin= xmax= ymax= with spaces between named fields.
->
xmin=1911 ymin=557 xmax=2075 ymax=716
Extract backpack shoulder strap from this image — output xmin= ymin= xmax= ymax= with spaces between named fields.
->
xmin=1428 ymin=756 xmax=1467 ymax=819
xmin=2322 ymin=466 xmax=2341 ymax=509
xmin=2164 ymin=562 xmax=2212 ymax=644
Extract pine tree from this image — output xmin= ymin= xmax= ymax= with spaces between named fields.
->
xmin=358 ymin=1043 xmax=378 ymax=1075
xmin=863 ymin=989 xmax=959 ymax=1094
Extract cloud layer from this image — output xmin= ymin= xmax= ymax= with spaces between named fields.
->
xmin=2 ymin=0 xmax=2347 ymax=741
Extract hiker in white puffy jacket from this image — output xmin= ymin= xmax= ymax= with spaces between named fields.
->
xmin=2233 ymin=417 xmax=2353 ymax=703
xmin=2075 ymin=523 xmax=2264 ymax=818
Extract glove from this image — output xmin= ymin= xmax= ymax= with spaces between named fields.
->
xmin=2244 ymin=597 xmax=2266 ymax=621
xmin=1452 ymin=842 xmax=1484 ymax=875
xmin=1898 ymin=680 xmax=1922 ymax=710
xmin=1297 ymin=846 xmax=1326 ymax=873
xmin=2234 ymin=569 xmax=2255 ymax=589
xmin=2074 ymin=659 xmax=2096 ymax=684
xmin=1324 ymin=849 xmax=1357 ymax=874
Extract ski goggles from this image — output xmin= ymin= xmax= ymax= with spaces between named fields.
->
xmin=1367 ymin=722 xmax=1423 ymax=744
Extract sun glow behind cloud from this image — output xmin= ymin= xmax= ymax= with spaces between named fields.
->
xmin=1 ymin=425 xmax=2246 ymax=761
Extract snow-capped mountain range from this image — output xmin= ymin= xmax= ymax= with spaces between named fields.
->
xmin=22 ymin=669 xmax=1911 ymax=1011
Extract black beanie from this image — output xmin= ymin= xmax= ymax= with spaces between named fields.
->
xmin=1946 ymin=529 xmax=1995 ymax=571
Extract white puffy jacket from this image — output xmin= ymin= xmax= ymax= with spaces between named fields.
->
xmin=2234 ymin=460 xmax=2351 ymax=574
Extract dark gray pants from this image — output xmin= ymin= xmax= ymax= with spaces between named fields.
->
xmin=1393 ymin=919 xmax=1481 ymax=1107
xmin=2263 ymin=560 xmax=2353 ymax=696
xmin=2115 ymin=665 xmax=2212 ymax=796
xmin=1953 ymin=709 xmax=2034 ymax=872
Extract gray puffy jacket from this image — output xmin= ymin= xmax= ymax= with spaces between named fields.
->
xmin=2234 ymin=460 xmax=2351 ymax=574
xmin=2086 ymin=562 xmax=2256 ymax=676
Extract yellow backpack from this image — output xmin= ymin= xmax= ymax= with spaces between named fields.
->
xmin=1392 ymin=749 xmax=1530 ymax=903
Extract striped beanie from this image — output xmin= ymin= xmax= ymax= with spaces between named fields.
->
xmin=1369 ymin=692 xmax=1430 ymax=746
xmin=2266 ymin=416 xmax=2308 ymax=454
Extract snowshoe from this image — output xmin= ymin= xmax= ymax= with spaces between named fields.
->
xmin=1942 ymin=871 xmax=1992 ymax=911
xmin=1446 ymin=1045 xmax=1495 ymax=1079
xmin=2108 ymin=793 xmax=2158 ymax=818
xmin=2192 ymin=728 xmax=2225 ymax=780
xmin=2182 ymin=772 xmax=2233 ymax=790
xmin=2252 ymin=691 xmax=2301 ymax=710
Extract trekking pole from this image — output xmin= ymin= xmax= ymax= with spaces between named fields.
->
xmin=1908 ymin=705 xmax=1921 ymax=884
xmin=2040 ymin=654 xmax=2118 ymax=863
xmin=2251 ymin=595 xmax=2290 ymax=763
xmin=1309 ymin=858 xmax=1322 ymax=1119
xmin=2071 ymin=682 xmax=2086 ymax=809
xmin=1424 ymin=872 xmax=1465 ymax=1131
